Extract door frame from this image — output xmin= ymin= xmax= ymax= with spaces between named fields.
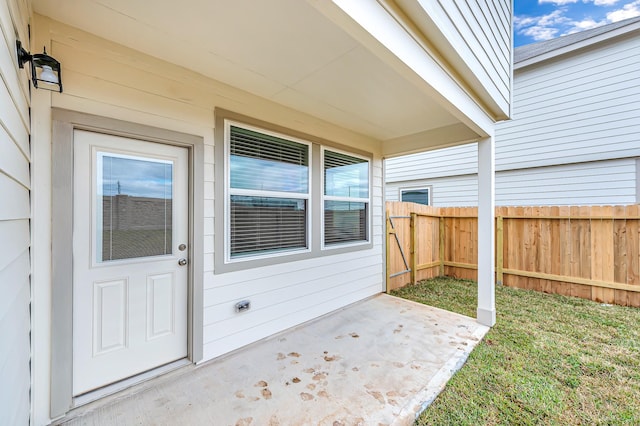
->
xmin=50 ymin=109 xmax=204 ymax=418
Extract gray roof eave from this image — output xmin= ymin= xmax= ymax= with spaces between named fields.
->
xmin=515 ymin=16 xmax=640 ymax=69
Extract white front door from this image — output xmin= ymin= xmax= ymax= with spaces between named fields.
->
xmin=72 ymin=130 xmax=189 ymax=396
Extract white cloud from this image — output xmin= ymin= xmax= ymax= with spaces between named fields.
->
xmin=538 ymin=9 xmax=571 ymax=25
xmin=606 ymin=0 xmax=640 ymax=21
xmin=514 ymin=15 xmax=537 ymax=28
xmin=515 ymin=9 xmax=570 ymax=28
xmin=515 ymin=9 xmax=571 ymax=40
xmin=563 ymin=18 xmax=607 ymax=34
xmin=538 ymin=0 xmax=579 ymax=5
xmin=517 ymin=0 xmax=640 ymax=45
xmin=521 ymin=26 xmax=560 ymax=40
xmin=572 ymin=18 xmax=604 ymax=29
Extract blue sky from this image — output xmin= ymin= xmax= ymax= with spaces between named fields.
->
xmin=514 ymin=0 xmax=640 ymax=46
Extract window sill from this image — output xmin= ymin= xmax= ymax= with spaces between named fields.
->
xmin=215 ymin=241 xmax=374 ymax=274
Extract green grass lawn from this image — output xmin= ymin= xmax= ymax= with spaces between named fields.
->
xmin=391 ymin=277 xmax=640 ymax=425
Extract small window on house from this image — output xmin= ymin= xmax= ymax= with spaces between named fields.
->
xmin=401 ymin=187 xmax=430 ymax=205
xmin=323 ymin=149 xmax=370 ymax=247
xmin=227 ymin=124 xmax=310 ymax=259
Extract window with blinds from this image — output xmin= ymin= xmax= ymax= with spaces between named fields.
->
xmin=228 ymin=125 xmax=310 ymax=258
xmin=323 ymin=149 xmax=370 ymax=246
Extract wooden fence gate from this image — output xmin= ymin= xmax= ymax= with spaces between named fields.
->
xmin=386 ymin=214 xmax=411 ymax=282
xmin=386 ymin=202 xmax=445 ymax=291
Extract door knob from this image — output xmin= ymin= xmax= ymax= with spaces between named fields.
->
xmin=178 ymin=258 xmax=188 ymax=266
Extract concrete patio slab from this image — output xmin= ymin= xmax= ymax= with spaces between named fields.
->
xmin=59 ymin=294 xmax=489 ymax=426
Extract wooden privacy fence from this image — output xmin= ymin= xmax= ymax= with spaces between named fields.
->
xmin=386 ymin=202 xmax=640 ymax=307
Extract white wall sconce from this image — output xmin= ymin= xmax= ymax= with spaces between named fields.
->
xmin=16 ymin=40 xmax=63 ymax=93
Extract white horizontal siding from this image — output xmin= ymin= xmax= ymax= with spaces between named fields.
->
xmin=495 ymin=160 xmax=637 ymax=206
xmin=0 ymin=0 xmax=31 ymax=424
xmin=388 ymin=159 xmax=637 ymax=207
xmin=385 ymin=143 xmax=477 ymax=182
xmin=0 ymin=249 xmax=31 ymax=426
xmin=496 ymin=34 xmax=640 ymax=170
xmin=203 ymin=247 xmax=383 ymax=359
xmin=386 ymin=174 xmax=479 ymax=207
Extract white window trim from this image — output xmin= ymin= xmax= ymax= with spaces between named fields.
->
xmin=321 ymin=146 xmax=372 ymax=250
xmin=224 ymin=120 xmax=312 ymax=263
xmin=214 ymin=110 xmax=375 ymax=274
xmin=399 ymin=186 xmax=432 ymax=206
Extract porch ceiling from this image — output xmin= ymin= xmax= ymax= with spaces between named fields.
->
xmin=33 ymin=0 xmax=476 ymax=152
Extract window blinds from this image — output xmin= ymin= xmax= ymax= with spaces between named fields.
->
xmin=230 ymin=126 xmax=308 ymax=167
xmin=230 ymin=196 xmax=307 ymax=256
xmin=230 ymin=126 xmax=309 ymax=193
xmin=323 ymin=150 xmax=368 ymax=198
xmin=229 ymin=126 xmax=309 ymax=258
xmin=324 ymin=201 xmax=367 ymax=245
xmin=323 ymin=150 xmax=369 ymax=246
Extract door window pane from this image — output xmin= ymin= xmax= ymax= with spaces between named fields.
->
xmin=99 ymin=153 xmax=173 ymax=261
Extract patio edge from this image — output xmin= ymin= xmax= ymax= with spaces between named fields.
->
xmin=392 ymin=323 xmax=490 ymax=425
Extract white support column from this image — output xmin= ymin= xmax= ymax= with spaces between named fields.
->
xmin=477 ymin=135 xmax=496 ymax=326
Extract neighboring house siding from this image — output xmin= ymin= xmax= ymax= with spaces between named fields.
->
xmin=495 ymin=159 xmax=637 ymax=206
xmin=385 ymin=144 xmax=477 ymax=182
xmin=37 ymin=15 xmax=384 ymax=368
xmin=0 ymin=0 xmax=31 ymax=425
xmin=498 ymin=34 xmax=640 ymax=170
xmin=385 ymin=30 xmax=640 ymax=207
xmin=387 ymin=159 xmax=637 ymax=207
xmin=387 ymin=174 xmax=478 ymax=206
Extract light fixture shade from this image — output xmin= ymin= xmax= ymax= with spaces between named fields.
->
xmin=16 ymin=40 xmax=63 ymax=92
xmin=39 ymin=65 xmax=59 ymax=84
xmin=31 ymin=49 xmax=63 ymax=92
